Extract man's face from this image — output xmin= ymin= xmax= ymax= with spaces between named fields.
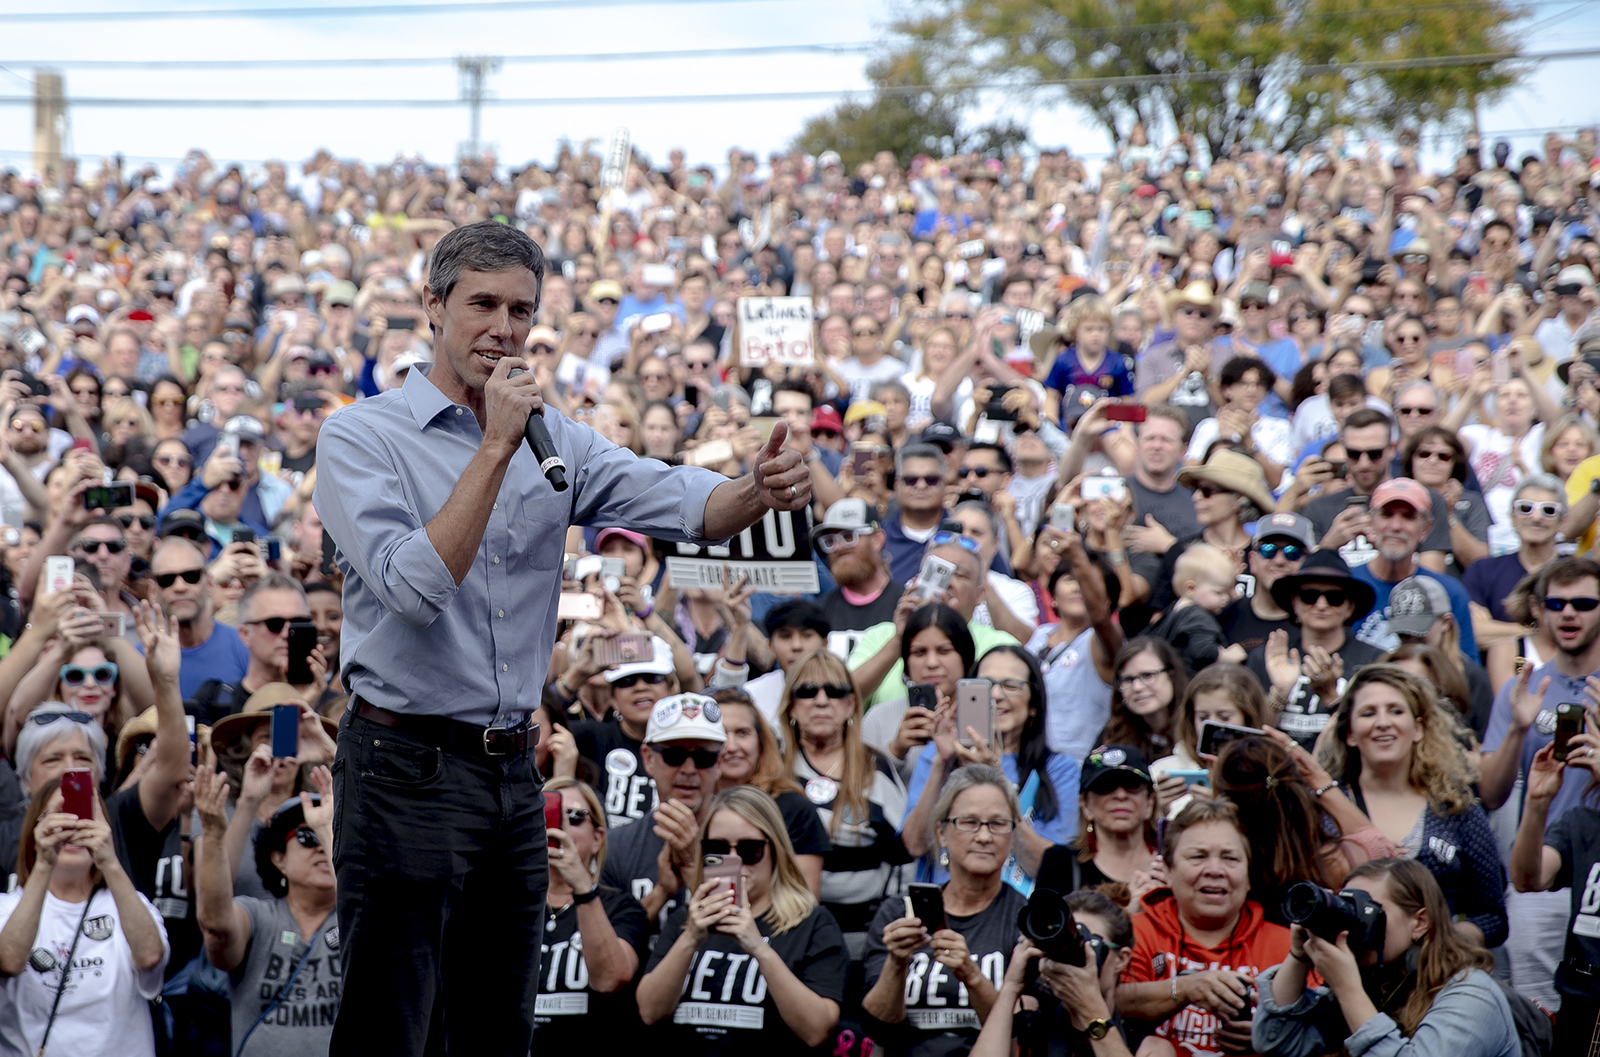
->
xmin=1138 ymin=415 xmax=1185 ymax=478
xmin=283 ymin=398 xmax=325 ymax=447
xmin=897 ymin=456 xmax=945 ymax=515
xmin=151 ymin=542 xmax=209 ymax=623
xmin=642 ymin=738 xmax=721 ymax=814
xmin=957 ymin=450 xmax=1008 ymax=498
xmin=951 ymin=508 xmax=998 ymax=566
xmin=74 ymin=524 xmax=129 ymax=593
xmin=638 ymin=360 xmax=673 ymax=402
xmin=587 ymin=293 xmax=618 ymax=327
xmin=1372 ymin=501 xmax=1429 ymax=563
xmin=8 ymin=409 xmax=46 ymax=456
xmin=1175 ymin=302 xmax=1213 ymax=343
xmin=931 ymin=543 xmax=984 ymax=618
xmin=1248 ymin=535 xmax=1306 ymax=590
xmin=211 ymin=369 xmax=248 ymax=419
xmin=422 ymin=268 xmax=540 ymax=399
xmin=112 ymin=499 xmax=156 ymax=559
xmin=1545 ymin=576 xmax=1600 ymax=657
xmin=1329 ymin=391 xmax=1367 ymax=428
xmin=771 ymin=626 xmax=825 ymax=671
xmin=1391 ymin=388 xmax=1437 ymax=440
xmin=823 ymin=525 xmax=883 ymax=589
xmin=1343 ymin=424 xmax=1392 ymax=492
xmin=240 ymin=589 xmax=310 ymax=674
xmin=773 ymin=390 xmax=812 ymax=438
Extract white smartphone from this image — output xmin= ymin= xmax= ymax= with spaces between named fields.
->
xmin=44 ymin=556 xmax=73 ymax=596
xmin=911 ymin=554 xmax=957 ymax=605
xmin=1081 ymin=476 xmax=1127 ymax=502
xmin=641 ymin=312 xmax=673 ymax=334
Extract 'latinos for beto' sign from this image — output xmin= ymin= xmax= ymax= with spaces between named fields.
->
xmin=738 ymin=297 xmax=814 ymax=366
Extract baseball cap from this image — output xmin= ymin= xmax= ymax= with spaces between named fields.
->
xmin=917 ymin=420 xmax=962 ymax=452
xmin=527 ymin=325 xmax=558 ymax=350
xmin=587 ymin=280 xmax=623 ymax=303
xmin=222 ymin=415 xmax=267 ymax=442
xmin=761 ymin=599 xmax=830 ymax=639
xmin=269 ymin=275 xmax=306 ymax=299
xmin=813 ymin=498 xmax=875 ymax=541
xmin=603 ymin=635 xmax=674 ymax=683
xmin=1388 ymin=575 xmax=1452 ymax=638
xmin=157 ymin=508 xmax=206 ymax=539
xmin=1370 ymin=477 xmax=1431 ymax=515
xmin=595 ymin=527 xmax=651 ymax=554
xmin=1079 ymin=744 xmax=1154 ymax=794
xmin=1254 ymin=512 xmax=1315 ymax=550
xmin=844 ymin=400 xmax=887 ymax=428
xmin=1557 ymin=264 xmax=1596 ymax=290
xmin=644 ymin=694 xmax=727 ymax=746
xmin=391 ymin=350 xmax=430 ymax=377
xmin=324 ymin=280 xmax=357 ymax=307
xmin=810 ymin=406 xmax=843 ymax=436
xmin=65 ymin=305 xmax=100 ymax=327
xmin=817 ymin=150 xmax=843 ymax=169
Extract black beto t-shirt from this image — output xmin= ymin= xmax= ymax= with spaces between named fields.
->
xmin=110 ymin=782 xmax=200 ymax=980
xmin=644 ymin=904 xmax=848 ymax=1057
xmin=863 ymin=884 xmax=1028 ymax=1054
xmin=1546 ymin=805 xmax=1600 ymax=1000
xmin=1246 ymin=631 xmax=1386 ymax=749
xmin=601 ymin=808 xmax=676 ymax=930
xmin=1219 ymin=598 xmax=1293 ymax=657
xmin=533 ymin=885 xmax=649 ymax=1046
xmin=774 ymin=790 xmax=834 ymax=859
xmin=572 ymin=718 xmax=657 ymax=830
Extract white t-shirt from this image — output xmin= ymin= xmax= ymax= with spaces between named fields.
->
xmin=1186 ymin=414 xmax=1293 ymax=468
xmin=974 ymin=572 xmax=1040 ymax=631
xmin=0 ymin=887 xmax=169 ymax=1057
xmin=900 ymin=370 xmax=973 ymax=431
xmin=1460 ymin=422 xmax=1546 ymax=555
xmin=833 ymin=355 xmax=907 ymax=404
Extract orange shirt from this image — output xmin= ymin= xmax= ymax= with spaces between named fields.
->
xmin=1121 ymin=890 xmax=1298 ymax=1056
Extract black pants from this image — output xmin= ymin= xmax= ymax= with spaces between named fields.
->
xmin=1555 ymin=991 xmax=1600 ymax=1053
xmin=329 ymin=710 xmax=547 ymax=1056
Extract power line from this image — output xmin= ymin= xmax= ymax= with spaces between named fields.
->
xmin=1 ymin=0 xmax=800 ymax=21
xmin=2 ymin=42 xmax=874 ymax=71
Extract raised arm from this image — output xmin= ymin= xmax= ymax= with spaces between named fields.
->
xmin=194 ymin=761 xmax=253 ymax=972
xmin=133 ymin=603 xmax=194 ymax=833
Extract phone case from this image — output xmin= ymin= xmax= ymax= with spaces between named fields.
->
xmin=913 ymin=555 xmax=957 ymax=604
xmin=594 ymin=633 xmax=652 ymax=668
xmin=906 ymin=883 xmax=947 ymax=931
xmin=544 ymin=792 xmax=564 ymax=846
xmin=1554 ymin=704 xmax=1586 ymax=761
xmin=703 ymin=854 xmax=743 ymax=905
xmin=286 ymin=623 xmax=317 ymax=684
xmin=270 ymin=703 xmax=300 ymax=758
xmin=61 ymin=769 xmax=93 ymax=820
xmin=955 ymin=679 xmax=994 ymax=748
xmin=907 ymin=683 xmax=938 ymax=712
xmin=44 ymin=556 xmax=73 ymax=596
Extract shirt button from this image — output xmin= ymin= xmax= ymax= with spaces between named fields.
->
xmin=502 ymin=664 xmax=509 ymax=672
xmin=492 ymin=556 xmax=500 ymax=565
xmin=493 ymin=502 xmax=498 ymax=510
xmin=455 ymin=407 xmax=463 ymax=415
xmin=498 ymin=610 xmax=505 ymax=618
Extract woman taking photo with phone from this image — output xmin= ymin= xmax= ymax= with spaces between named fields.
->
xmin=863 ymin=765 xmax=1028 ymax=1057
xmin=1254 ymin=859 xmax=1522 ymax=1057
xmin=637 ymin=786 xmax=848 ymax=1057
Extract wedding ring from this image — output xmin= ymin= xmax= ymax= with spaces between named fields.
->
xmin=788 ymin=485 xmax=797 ymax=500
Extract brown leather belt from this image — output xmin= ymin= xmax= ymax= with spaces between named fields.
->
xmin=352 ymin=698 xmax=535 ymax=760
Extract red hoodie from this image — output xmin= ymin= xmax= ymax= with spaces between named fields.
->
xmin=1120 ymin=889 xmax=1296 ymax=1055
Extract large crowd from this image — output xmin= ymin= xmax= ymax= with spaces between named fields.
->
xmin=0 ymin=124 xmax=1598 ymax=1056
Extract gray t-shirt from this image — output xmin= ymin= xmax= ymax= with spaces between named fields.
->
xmin=229 ymin=897 xmax=340 ymax=1057
xmin=1129 ymin=477 xmax=1201 ymax=540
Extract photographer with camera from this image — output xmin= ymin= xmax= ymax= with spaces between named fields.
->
xmin=1253 ymin=859 xmax=1523 ymax=1057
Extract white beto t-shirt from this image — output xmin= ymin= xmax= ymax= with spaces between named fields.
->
xmin=0 ymin=887 xmax=169 ymax=1057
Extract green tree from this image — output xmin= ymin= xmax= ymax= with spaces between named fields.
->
xmin=896 ymin=0 xmax=1527 ymax=159
xmin=792 ymin=51 xmax=965 ymax=169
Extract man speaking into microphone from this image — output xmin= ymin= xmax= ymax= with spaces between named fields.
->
xmin=313 ymin=221 xmax=810 ymax=1056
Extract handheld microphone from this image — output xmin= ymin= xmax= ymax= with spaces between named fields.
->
xmin=507 ymin=368 xmax=568 ymax=492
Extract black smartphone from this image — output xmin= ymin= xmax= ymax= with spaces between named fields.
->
xmin=231 ymin=527 xmax=256 ymax=546
xmin=1327 ymin=460 xmax=1348 ymax=478
xmin=264 ymin=536 xmax=282 ymax=563
xmin=907 ymin=683 xmax=938 ymax=713
xmin=320 ymin=526 xmax=336 ymax=577
xmin=985 ymin=385 xmax=1018 ymax=422
xmin=683 ymin=383 xmax=700 ymax=407
xmin=292 ymin=392 xmax=325 ymax=413
xmin=1554 ymin=703 xmax=1587 ymax=763
xmin=83 ymin=482 xmax=135 ymax=511
xmin=386 ymin=316 xmax=416 ymax=332
xmin=905 ymin=882 xmax=946 ymax=932
xmin=286 ymin=621 xmax=318 ymax=684
xmin=1344 ymin=494 xmax=1370 ymax=512
xmin=1198 ymin=720 xmax=1267 ymax=757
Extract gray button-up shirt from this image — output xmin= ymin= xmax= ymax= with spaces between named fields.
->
xmin=314 ymin=365 xmax=724 ymax=725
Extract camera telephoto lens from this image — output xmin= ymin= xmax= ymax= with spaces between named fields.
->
xmin=1282 ymin=882 xmax=1387 ymax=952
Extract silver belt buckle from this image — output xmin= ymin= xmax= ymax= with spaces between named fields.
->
xmin=483 ymin=720 xmax=535 ymax=757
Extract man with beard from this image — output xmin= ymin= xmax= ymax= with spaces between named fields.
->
xmin=1481 ymin=556 xmax=1600 ymax=1009
xmin=811 ymin=498 xmax=903 ymax=658
xmin=1346 ymin=478 xmax=1478 ymax=664
xmin=1220 ymin=512 xmax=1312 ymax=654
xmin=150 ymin=536 xmax=248 ymax=700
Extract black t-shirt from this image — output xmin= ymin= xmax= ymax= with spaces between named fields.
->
xmin=599 ymin=806 xmax=673 ymax=926
xmin=1146 ymin=603 xmax=1225 ymax=675
xmin=1245 ymin=631 xmax=1387 ymax=748
xmin=110 ymin=783 xmax=201 ymax=980
xmin=1219 ymin=598 xmax=1293 ymax=657
xmin=818 ymin=580 xmax=905 ymax=661
xmin=863 ymin=883 xmax=1028 ymax=1057
xmin=281 ymin=447 xmax=316 ymax=475
xmin=644 ymin=903 xmax=848 ymax=1057
xmin=1546 ymin=805 xmax=1600 ymax=1000
xmin=533 ymin=885 xmax=649 ymax=1048
xmin=774 ymin=790 xmax=834 ymax=858
xmin=572 ymin=718 xmax=656 ymax=830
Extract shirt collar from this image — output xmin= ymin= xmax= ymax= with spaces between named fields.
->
xmin=401 ymin=362 xmax=456 ymax=431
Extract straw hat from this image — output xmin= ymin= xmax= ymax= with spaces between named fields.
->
xmin=208 ymin=683 xmax=338 ymax=756
xmin=1166 ymin=282 xmax=1217 ymax=313
xmin=1176 ymin=448 xmax=1276 ymax=515
xmin=114 ymin=707 xmax=212 ymax=771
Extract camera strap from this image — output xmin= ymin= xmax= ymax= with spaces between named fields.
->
xmin=36 ymin=886 xmax=99 ymax=1057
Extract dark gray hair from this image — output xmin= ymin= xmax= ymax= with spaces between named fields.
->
xmin=426 ymin=221 xmax=546 ymax=308
xmin=16 ymin=704 xmax=107 ymax=788
xmin=896 ymin=443 xmax=945 ymax=477
xmin=238 ymin=572 xmax=308 ymax=623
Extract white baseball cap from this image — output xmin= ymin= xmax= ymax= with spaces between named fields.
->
xmin=644 ymin=694 xmax=727 ymax=745
xmin=602 ymin=635 xmax=674 ymax=683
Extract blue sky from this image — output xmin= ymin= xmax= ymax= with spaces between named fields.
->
xmin=0 ymin=0 xmax=1596 ymax=178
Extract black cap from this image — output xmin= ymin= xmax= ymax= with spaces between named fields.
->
xmin=255 ymin=793 xmax=322 ymax=897
xmin=157 ymin=508 xmax=206 ymax=539
xmin=917 ymin=420 xmax=962 ymax=452
xmin=761 ymin=599 xmax=831 ymax=639
xmin=1079 ymin=744 xmax=1154 ymax=794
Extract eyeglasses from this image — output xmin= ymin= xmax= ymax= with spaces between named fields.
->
xmin=1194 ymin=483 xmax=1234 ymax=499
xmin=1514 ymin=500 xmax=1561 ymax=519
xmin=60 ymin=663 xmax=118 ymax=687
xmin=28 ymin=711 xmax=94 ymax=726
xmin=817 ymin=527 xmax=871 ymax=554
xmin=292 ymin=827 xmax=321 ymax=849
xmin=1347 ymin=447 xmax=1387 ymax=463
xmin=1395 ymin=334 xmax=1425 ymax=344
xmin=930 ymin=531 xmax=982 ymax=554
xmin=1395 ymin=405 xmax=1436 ymax=417
xmin=1178 ymin=306 xmax=1213 ymax=319
xmin=701 ymin=838 xmax=767 ymax=865
xmin=1117 ymin=668 xmax=1171 ymax=689
xmin=1255 ymin=541 xmax=1306 ymax=562
xmin=244 ymin=616 xmax=306 ymax=635
xmin=73 ymin=539 xmax=126 ymax=555
xmin=155 ymin=567 xmax=204 ymax=589
xmin=1413 ymin=449 xmax=1452 ymax=463
xmin=9 ymin=420 xmax=42 ymax=433
xmin=943 ymin=816 xmax=1017 ymax=835
xmin=655 ymin=744 xmax=721 ymax=769
xmin=117 ymin=514 xmax=155 ymax=531
xmin=993 ymin=678 xmax=1029 ymax=697
xmin=1544 ymin=596 xmax=1600 ymax=612
xmin=564 ymin=808 xmax=594 ymax=827
xmin=957 ymin=466 xmax=995 ymax=479
xmin=793 ymin=683 xmax=852 ymax=700
xmin=613 ymin=672 xmax=667 ymax=689
xmin=900 ymin=475 xmax=942 ymax=489
xmin=1296 ymin=587 xmax=1350 ymax=607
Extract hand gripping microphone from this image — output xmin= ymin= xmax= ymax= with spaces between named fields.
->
xmin=507 ymin=368 xmax=568 ymax=492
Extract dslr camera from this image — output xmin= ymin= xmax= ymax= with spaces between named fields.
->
xmin=1282 ymin=882 xmax=1387 ymax=953
xmin=1016 ymin=889 xmax=1105 ymax=970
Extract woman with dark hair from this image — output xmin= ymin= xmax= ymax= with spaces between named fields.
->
xmin=148 ymin=376 xmax=190 ymax=443
xmin=63 ymin=366 xmax=102 ymax=435
xmin=1097 ymin=637 xmax=1188 ymax=766
xmin=1049 ymin=744 xmax=1162 ymax=898
xmin=900 ymin=645 xmax=1080 ymax=891
xmin=1403 ymin=424 xmax=1490 ymax=571
xmin=862 ymin=604 xmax=977 ymax=778
xmin=1024 ymin=529 xmax=1121 ymax=763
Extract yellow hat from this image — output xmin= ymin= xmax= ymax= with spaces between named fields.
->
xmin=843 ymin=400 xmax=887 ymax=427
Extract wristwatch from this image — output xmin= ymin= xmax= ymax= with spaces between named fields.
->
xmin=1107 ymin=549 xmax=1128 ymax=566
xmin=1589 ymin=476 xmax=1600 ymax=495
xmin=571 ymin=887 xmax=601 ymax=906
xmin=1084 ymin=1018 xmax=1111 ymax=1040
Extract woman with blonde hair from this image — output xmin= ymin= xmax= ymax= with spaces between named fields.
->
xmin=535 ymin=776 xmax=650 ymax=1048
xmin=593 ymin=400 xmax=644 ymax=455
xmin=637 ymin=786 xmax=848 ymax=1055
xmin=779 ymin=648 xmax=909 ymax=930
xmin=1316 ymin=664 xmax=1507 ymax=946
xmin=1540 ymin=411 xmax=1598 ymax=479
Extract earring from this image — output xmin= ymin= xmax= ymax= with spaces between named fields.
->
xmin=1085 ymin=819 xmax=1095 ymax=837
xmin=938 ymin=847 xmax=950 ymax=867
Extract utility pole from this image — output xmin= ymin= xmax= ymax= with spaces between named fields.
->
xmin=33 ymin=69 xmax=65 ymax=177
xmin=455 ymin=55 xmax=501 ymax=160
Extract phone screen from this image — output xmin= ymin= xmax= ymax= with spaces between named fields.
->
xmin=270 ymin=703 xmax=300 ymax=758
xmin=544 ymin=791 xmax=564 ymax=847
xmin=286 ymin=622 xmax=318 ymax=684
xmin=1554 ymin=705 xmax=1586 ymax=762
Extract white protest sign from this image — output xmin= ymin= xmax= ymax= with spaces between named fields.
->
xmin=737 ymin=297 xmax=814 ymax=367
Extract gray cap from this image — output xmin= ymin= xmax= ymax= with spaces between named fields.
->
xmin=1254 ymin=512 xmax=1316 ymax=550
xmin=1388 ymin=575 xmax=1452 ymax=638
xmin=222 ymin=415 xmax=266 ymax=441
xmin=812 ymin=498 xmax=875 ymax=540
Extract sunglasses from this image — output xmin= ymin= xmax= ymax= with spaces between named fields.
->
xmin=216 ymin=478 xmax=245 ymax=491
xmin=28 ymin=710 xmax=94 ymax=726
xmin=957 ymin=466 xmax=995 ymax=479
xmin=793 ymin=683 xmax=852 ymax=700
xmin=701 ymin=837 xmax=767 ymax=866
xmin=73 ymin=539 xmax=126 ymax=555
xmin=900 ymin=475 xmax=942 ymax=489
xmin=9 ymin=420 xmax=43 ymax=433
xmin=930 ymin=531 xmax=982 ymax=554
xmin=1346 ymin=447 xmax=1387 ymax=463
xmin=613 ymin=672 xmax=667 ymax=689
xmin=564 ymin=808 xmax=594 ymax=827
xmin=60 ymin=663 xmax=118 ymax=687
xmin=655 ymin=744 xmax=721 ymax=769
xmin=245 ymin=616 xmax=305 ymax=635
xmin=1545 ymin=596 xmax=1600 ymax=612
xmin=1194 ymin=483 xmax=1235 ymax=499
xmin=1514 ymin=500 xmax=1561 ymax=519
xmin=1178 ymin=306 xmax=1213 ymax=318
xmin=1395 ymin=405 xmax=1436 ymax=417
xmin=117 ymin=514 xmax=156 ymax=531
xmin=292 ymin=826 xmax=321 ymax=849
xmin=155 ymin=567 xmax=204 ymax=589
xmin=152 ymin=396 xmax=185 ymax=407
xmin=1296 ymin=587 xmax=1349 ymax=607
xmin=1255 ymin=541 xmax=1306 ymax=562
xmin=816 ymin=528 xmax=870 ymax=554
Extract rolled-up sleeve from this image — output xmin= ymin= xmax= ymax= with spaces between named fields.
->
xmin=315 ymin=411 xmax=459 ymax=628
xmin=558 ymin=414 xmax=726 ymax=543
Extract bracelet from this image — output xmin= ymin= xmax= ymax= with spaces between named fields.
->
xmin=1312 ymin=780 xmax=1338 ymax=798
xmin=1170 ymin=976 xmax=1180 ymax=1004
xmin=571 ymin=887 xmax=601 ymax=906
xmin=1286 ymin=948 xmax=1310 ymax=964
xmin=637 ymin=604 xmax=655 ymax=621
xmin=553 ymin=676 xmax=577 ymax=702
